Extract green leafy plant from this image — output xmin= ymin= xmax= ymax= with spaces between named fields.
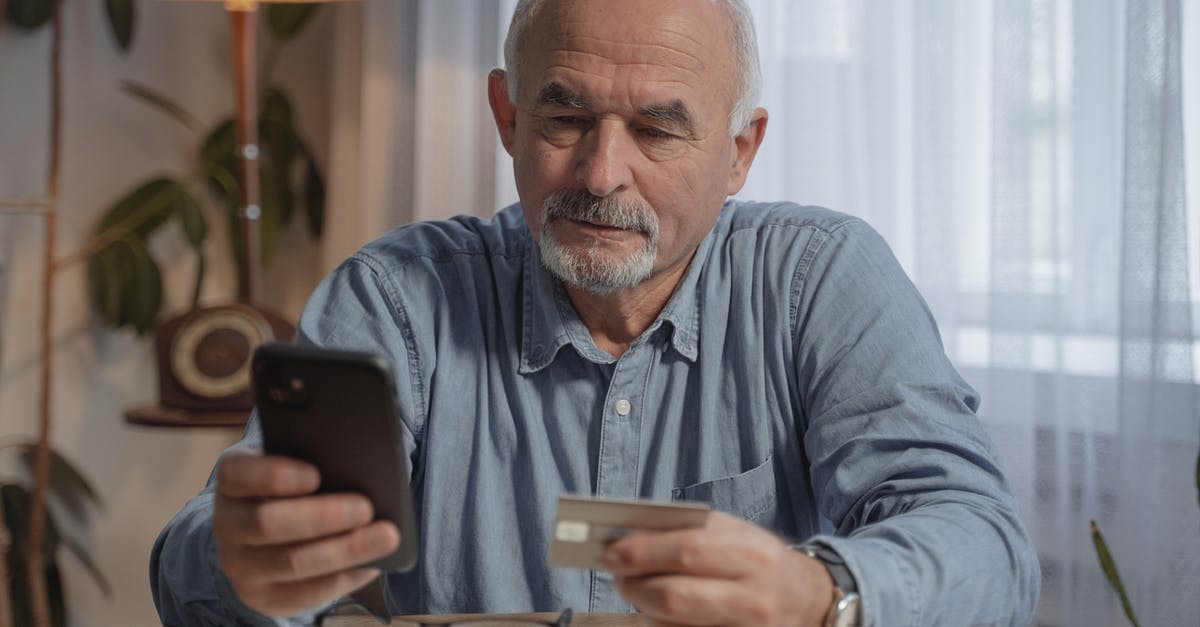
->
xmin=86 ymin=5 xmax=327 ymax=334
xmin=1090 ymin=520 xmax=1140 ymax=627
xmin=0 ymin=441 xmax=110 ymax=627
xmin=1 ymin=5 xmax=325 ymax=626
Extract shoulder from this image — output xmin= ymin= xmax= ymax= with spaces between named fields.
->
xmin=353 ymin=204 xmax=530 ymax=273
xmin=718 ymin=199 xmax=861 ymax=238
xmin=311 ymin=205 xmax=530 ymax=328
xmin=706 ymin=200 xmax=875 ymax=274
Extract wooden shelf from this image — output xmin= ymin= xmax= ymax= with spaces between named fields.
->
xmin=124 ymin=404 xmax=249 ymax=429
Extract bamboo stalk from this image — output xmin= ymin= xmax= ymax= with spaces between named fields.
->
xmin=0 ymin=494 xmax=12 ymax=627
xmin=26 ymin=0 xmax=64 ymax=624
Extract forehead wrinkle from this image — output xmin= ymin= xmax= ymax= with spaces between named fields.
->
xmin=536 ymin=67 xmax=702 ymax=107
xmin=542 ymin=48 xmax=705 ymax=87
xmin=550 ymin=33 xmax=708 ymax=74
xmin=532 ymin=65 xmax=717 ymax=137
xmin=548 ymin=10 xmax=717 ymax=65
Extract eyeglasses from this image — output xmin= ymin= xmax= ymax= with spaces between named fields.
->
xmin=398 ymin=609 xmax=574 ymax=627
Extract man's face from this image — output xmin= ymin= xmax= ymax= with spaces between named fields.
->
xmin=490 ymin=0 xmax=765 ymax=295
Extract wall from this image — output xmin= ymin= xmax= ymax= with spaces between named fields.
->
xmin=0 ymin=2 xmax=339 ymax=625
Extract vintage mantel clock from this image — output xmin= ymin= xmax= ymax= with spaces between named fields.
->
xmin=155 ymin=304 xmax=293 ymax=411
xmin=127 ymin=303 xmax=294 ymax=427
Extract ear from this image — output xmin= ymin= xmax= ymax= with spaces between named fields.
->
xmin=488 ymin=69 xmax=518 ymax=156
xmin=724 ymin=107 xmax=768 ymax=195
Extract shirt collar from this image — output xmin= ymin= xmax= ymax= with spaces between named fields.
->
xmin=519 ymin=204 xmax=723 ymax=373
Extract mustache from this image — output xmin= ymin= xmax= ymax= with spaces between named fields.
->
xmin=542 ymin=190 xmax=658 ymax=235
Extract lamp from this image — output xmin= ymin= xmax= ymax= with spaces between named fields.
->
xmin=166 ymin=0 xmax=354 ymax=304
xmin=125 ymin=0 xmax=353 ymax=428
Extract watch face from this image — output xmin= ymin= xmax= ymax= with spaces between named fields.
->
xmin=169 ymin=307 xmax=274 ymax=399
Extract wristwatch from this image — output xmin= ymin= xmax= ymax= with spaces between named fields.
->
xmin=799 ymin=544 xmax=861 ymax=627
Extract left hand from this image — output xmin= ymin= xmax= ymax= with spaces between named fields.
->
xmin=603 ymin=511 xmax=834 ymax=627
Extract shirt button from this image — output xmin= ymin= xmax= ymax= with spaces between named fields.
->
xmin=615 ymin=399 xmax=631 ymax=416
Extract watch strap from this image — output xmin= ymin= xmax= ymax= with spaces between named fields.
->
xmin=801 ymin=544 xmax=857 ymax=593
xmin=796 ymin=543 xmax=861 ymax=627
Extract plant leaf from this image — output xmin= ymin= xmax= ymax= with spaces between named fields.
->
xmin=120 ymin=81 xmax=203 ymax=136
xmin=262 ymin=86 xmax=295 ymax=126
xmin=266 ymin=3 xmax=319 ymax=41
xmin=260 ymin=141 xmax=297 ymax=226
xmin=261 ymin=89 xmax=300 ymax=225
xmin=302 ymin=148 xmax=325 ymax=239
xmin=201 ymin=118 xmax=239 ymax=210
xmin=88 ymin=237 xmax=160 ymax=333
xmin=5 ymin=489 xmax=33 ymax=627
xmin=48 ymin=560 xmax=66 ymax=627
xmin=96 ymin=177 xmax=179 ymax=239
xmin=13 ymin=445 xmax=103 ymax=528
xmin=175 ymin=185 xmax=207 ymax=248
xmin=1090 ymin=520 xmax=1140 ymax=627
xmin=104 ymin=0 xmax=135 ymax=51
xmin=57 ymin=532 xmax=112 ymax=599
xmin=2 ymin=484 xmax=32 ymax=549
xmin=5 ymin=0 xmax=52 ymax=30
xmin=2 ymin=484 xmax=72 ymax=627
xmin=123 ymin=239 xmax=163 ymax=334
xmin=1 ymin=483 xmax=57 ymax=560
xmin=88 ymin=246 xmax=124 ymax=327
xmin=258 ymin=165 xmax=287 ymax=266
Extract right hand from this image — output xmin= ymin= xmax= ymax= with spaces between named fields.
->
xmin=212 ymin=448 xmax=401 ymax=618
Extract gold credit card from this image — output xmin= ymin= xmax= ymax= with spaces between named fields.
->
xmin=546 ymin=495 xmax=711 ymax=570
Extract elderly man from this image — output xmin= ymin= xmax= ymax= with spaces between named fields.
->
xmin=151 ymin=1 xmax=1040 ymax=625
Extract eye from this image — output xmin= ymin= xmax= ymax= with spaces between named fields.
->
xmin=638 ymin=126 xmax=676 ymax=140
xmin=550 ymin=115 xmax=585 ymax=126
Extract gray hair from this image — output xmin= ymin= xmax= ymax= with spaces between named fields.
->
xmin=502 ymin=0 xmax=762 ymax=137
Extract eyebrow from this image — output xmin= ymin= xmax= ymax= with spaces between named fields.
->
xmin=535 ymin=81 xmax=697 ymax=137
xmin=639 ymin=100 xmax=696 ymax=136
xmin=536 ymin=82 xmax=589 ymax=109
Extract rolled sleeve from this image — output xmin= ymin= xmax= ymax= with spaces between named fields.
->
xmin=793 ymin=221 xmax=1040 ymax=626
xmin=149 ymin=424 xmax=331 ymax=627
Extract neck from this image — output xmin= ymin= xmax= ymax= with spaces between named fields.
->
xmin=563 ymin=252 xmax=694 ymax=359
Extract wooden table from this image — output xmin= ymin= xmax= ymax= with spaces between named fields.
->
xmin=324 ymin=612 xmax=641 ymax=626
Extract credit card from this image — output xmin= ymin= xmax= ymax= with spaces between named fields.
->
xmin=547 ymin=495 xmax=711 ymax=570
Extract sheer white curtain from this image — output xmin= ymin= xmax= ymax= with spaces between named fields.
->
xmin=322 ymin=0 xmax=514 ymax=273
xmin=329 ymin=1 xmax=1200 ymax=625
xmin=742 ymin=1 xmax=1200 ymax=625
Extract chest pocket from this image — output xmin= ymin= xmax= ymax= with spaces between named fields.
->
xmin=671 ymin=453 xmax=778 ymax=526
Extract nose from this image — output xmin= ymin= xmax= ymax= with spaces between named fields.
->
xmin=574 ymin=120 xmax=634 ymax=198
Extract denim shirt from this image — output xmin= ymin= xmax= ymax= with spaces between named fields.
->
xmin=150 ymin=200 xmax=1039 ymax=626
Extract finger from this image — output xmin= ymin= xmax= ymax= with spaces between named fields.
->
xmin=616 ymin=573 xmax=749 ymax=626
xmin=235 ymin=520 xmax=400 ymax=583
xmin=216 ymin=449 xmax=320 ymax=499
xmin=215 ymin=492 xmax=374 ymax=546
xmin=604 ymin=527 xmax=776 ymax=579
xmin=245 ymin=567 xmax=380 ymax=618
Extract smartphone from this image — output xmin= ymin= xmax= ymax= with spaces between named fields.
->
xmin=251 ymin=342 xmax=418 ymax=572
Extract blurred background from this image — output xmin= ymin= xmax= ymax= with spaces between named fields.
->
xmin=1 ymin=0 xmax=1197 ymax=625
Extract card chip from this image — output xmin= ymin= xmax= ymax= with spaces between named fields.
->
xmin=555 ymin=520 xmax=590 ymax=543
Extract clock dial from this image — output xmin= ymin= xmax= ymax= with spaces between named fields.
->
xmin=169 ymin=307 xmax=274 ymax=399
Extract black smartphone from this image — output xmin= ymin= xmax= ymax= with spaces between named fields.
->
xmin=251 ymin=342 xmax=418 ymax=572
